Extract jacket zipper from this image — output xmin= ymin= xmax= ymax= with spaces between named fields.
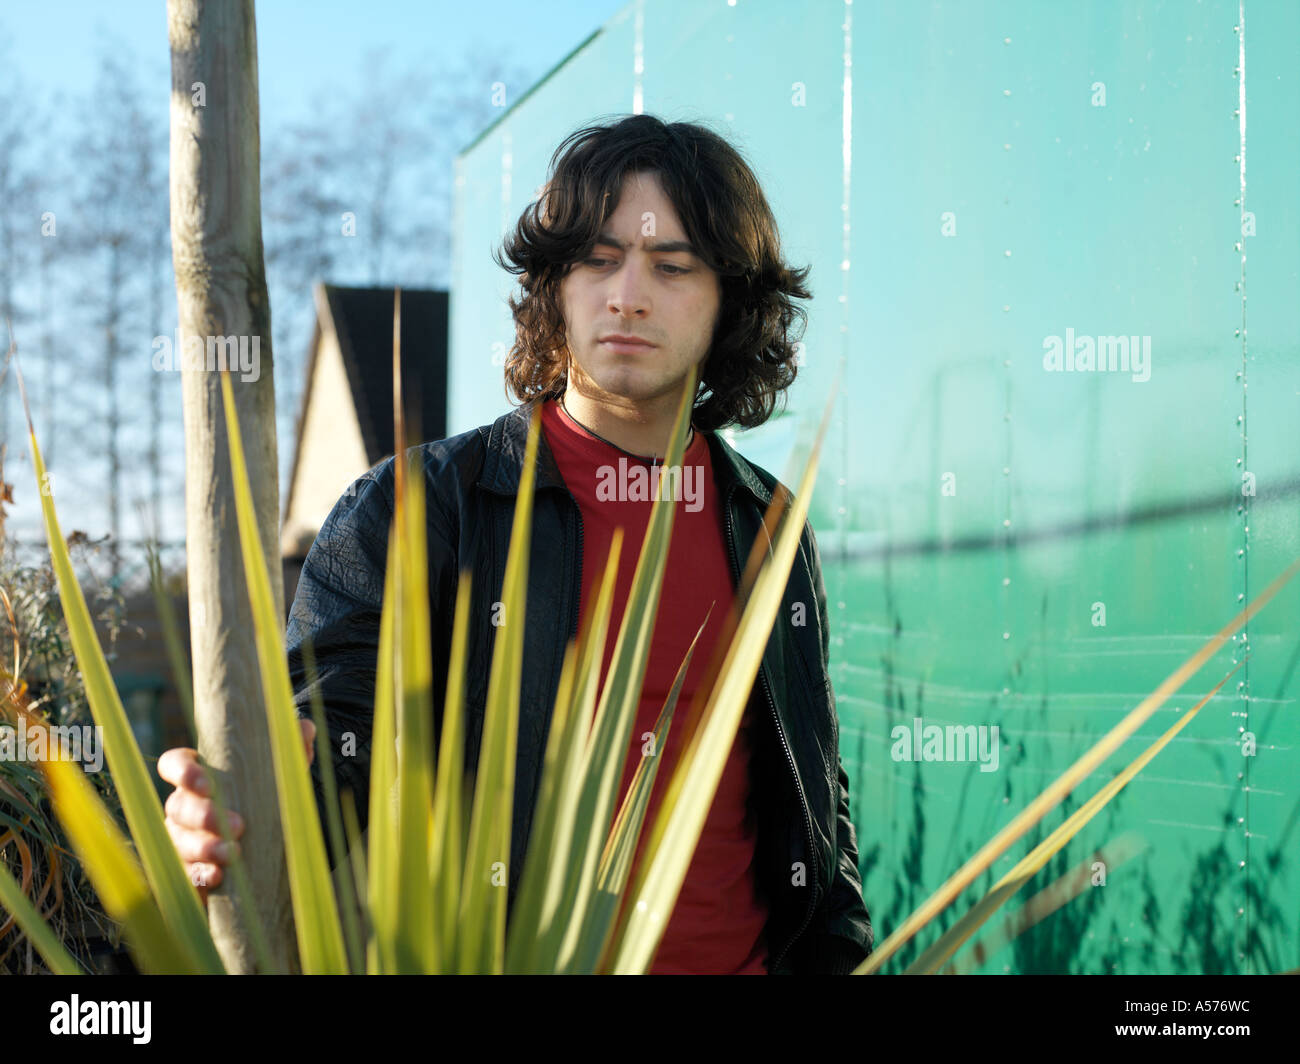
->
xmin=723 ymin=482 xmax=819 ymax=973
xmin=570 ymin=497 xmax=584 ymax=641
xmin=518 ymin=485 xmax=582 ymax=909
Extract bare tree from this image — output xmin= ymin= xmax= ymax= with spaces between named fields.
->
xmin=0 ymin=39 xmax=38 ymax=472
xmin=69 ymin=50 xmax=164 ymax=580
xmin=258 ymin=45 xmax=529 ymax=449
xmin=168 ymin=0 xmax=293 ymax=972
xmin=129 ymin=90 xmax=172 ymax=542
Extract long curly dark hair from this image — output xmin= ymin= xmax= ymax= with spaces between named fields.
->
xmin=492 ymin=114 xmax=812 ymax=432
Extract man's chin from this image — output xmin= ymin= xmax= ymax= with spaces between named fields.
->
xmin=571 ymin=357 xmax=698 ymax=407
xmin=581 ymin=370 xmax=662 ymax=403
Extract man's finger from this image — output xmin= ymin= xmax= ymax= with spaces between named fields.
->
xmin=164 ymin=788 xmax=244 ymax=836
xmin=165 ymin=820 xmax=239 ymax=866
xmin=157 ymin=747 xmax=209 ymax=794
xmin=300 ymin=718 xmax=317 ymax=765
xmin=188 ymin=862 xmax=223 ymax=893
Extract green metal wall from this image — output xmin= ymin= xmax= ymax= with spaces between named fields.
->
xmin=450 ymin=0 xmax=1300 ymax=973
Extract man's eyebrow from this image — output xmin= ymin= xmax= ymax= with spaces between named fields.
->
xmin=593 ymin=230 xmax=698 ymax=256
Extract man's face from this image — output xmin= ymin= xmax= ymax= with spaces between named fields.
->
xmin=558 ymin=170 xmax=721 ymax=412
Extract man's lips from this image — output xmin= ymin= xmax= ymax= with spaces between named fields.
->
xmin=599 ymin=334 xmax=657 ymax=353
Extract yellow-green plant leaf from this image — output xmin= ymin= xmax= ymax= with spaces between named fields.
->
xmin=378 ymin=297 xmax=439 ymax=973
xmin=12 ymin=356 xmax=223 ymax=974
xmin=548 ymin=372 xmax=697 ymax=974
xmin=367 ymin=526 xmax=401 ymax=973
xmin=905 ymin=663 xmax=1240 ymax=974
xmin=458 ymin=403 xmax=541 ymax=973
xmin=392 ymin=446 xmax=436 ymax=972
xmin=505 ymin=529 xmax=624 ymax=973
xmin=300 ymin=636 xmax=366 ymax=974
xmin=339 ymin=787 xmax=370 ymax=955
xmin=219 ymin=369 xmax=347 ymax=974
xmin=946 ymin=832 xmax=1146 ymax=975
xmin=856 ymin=557 xmax=1299 ymax=975
xmin=599 ymin=606 xmax=711 ymax=891
xmin=144 ymin=542 xmax=195 ymax=728
xmin=609 ymin=371 xmax=838 ymax=973
xmin=145 ymin=540 xmax=278 ymax=974
xmin=572 ymin=606 xmax=711 ymax=973
xmin=39 ymin=738 xmax=203 ymax=973
xmin=430 ymin=569 xmax=474 ymax=971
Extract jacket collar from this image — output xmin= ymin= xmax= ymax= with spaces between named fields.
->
xmin=478 ymin=397 xmax=773 ymax=507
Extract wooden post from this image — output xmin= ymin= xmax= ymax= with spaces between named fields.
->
xmin=167 ymin=0 xmax=295 ymax=972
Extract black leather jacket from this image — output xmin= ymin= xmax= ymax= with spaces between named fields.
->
xmin=286 ymin=398 xmax=873 ymax=974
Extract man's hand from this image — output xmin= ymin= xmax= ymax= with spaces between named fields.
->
xmin=157 ymin=718 xmax=316 ymax=906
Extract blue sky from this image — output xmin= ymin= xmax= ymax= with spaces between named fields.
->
xmin=3 ymin=0 xmax=628 ymax=124
xmin=0 ymin=0 xmax=631 ymax=553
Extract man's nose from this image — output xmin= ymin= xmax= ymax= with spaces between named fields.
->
xmin=606 ymin=261 xmax=650 ymax=317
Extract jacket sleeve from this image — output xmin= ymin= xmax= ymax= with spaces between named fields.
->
xmin=795 ymin=519 xmax=874 ymax=974
xmin=285 ymin=464 xmax=395 ymax=868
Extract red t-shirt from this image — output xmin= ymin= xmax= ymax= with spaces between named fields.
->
xmin=539 ymin=397 xmax=769 ymax=974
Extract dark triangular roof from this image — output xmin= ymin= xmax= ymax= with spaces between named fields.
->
xmin=325 ymin=284 xmax=449 ymax=461
xmin=283 ymin=283 xmax=449 ymax=530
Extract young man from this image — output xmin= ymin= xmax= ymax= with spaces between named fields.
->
xmin=160 ymin=114 xmax=872 ymax=974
